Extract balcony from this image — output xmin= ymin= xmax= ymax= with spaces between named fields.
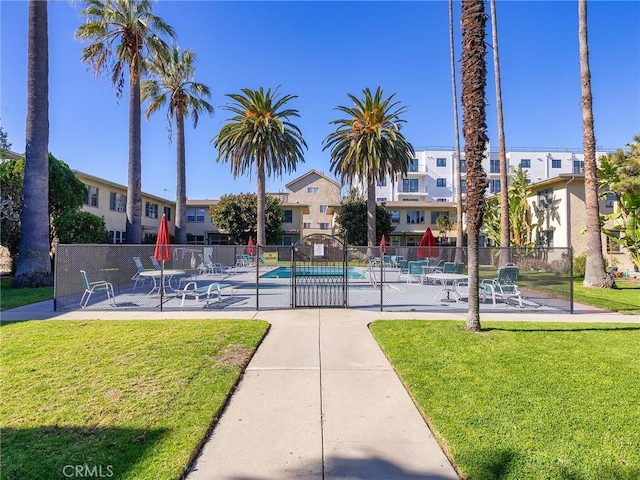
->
xmin=397 ymin=185 xmax=428 ymax=195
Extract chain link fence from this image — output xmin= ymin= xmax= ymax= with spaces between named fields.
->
xmin=54 ymin=244 xmax=573 ymax=313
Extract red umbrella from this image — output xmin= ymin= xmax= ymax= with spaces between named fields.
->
xmin=417 ymin=227 xmax=439 ymax=259
xmin=247 ymin=236 xmax=255 ymax=255
xmin=154 ymin=214 xmax=171 ymax=310
xmin=379 ymin=235 xmax=387 ymax=255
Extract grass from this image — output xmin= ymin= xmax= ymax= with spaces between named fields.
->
xmin=573 ymin=278 xmax=640 ymax=314
xmin=0 ymin=277 xmax=53 ymax=311
xmin=1 ymin=319 xmax=269 ymax=480
xmin=370 ymin=320 xmax=640 ymax=480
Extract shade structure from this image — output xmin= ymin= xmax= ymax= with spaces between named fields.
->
xmin=247 ymin=236 xmax=255 ymax=255
xmin=154 ymin=214 xmax=171 ymax=262
xmin=417 ymin=227 xmax=439 ymax=258
xmin=379 ymin=235 xmax=387 ymax=255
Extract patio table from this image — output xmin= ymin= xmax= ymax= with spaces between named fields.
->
xmin=139 ymin=269 xmax=186 ymax=297
xmin=423 ymin=272 xmax=468 ymax=302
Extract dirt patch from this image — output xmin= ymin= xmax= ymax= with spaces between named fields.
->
xmin=210 ymin=344 xmax=253 ymax=369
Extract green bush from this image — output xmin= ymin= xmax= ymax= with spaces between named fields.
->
xmin=573 ymin=253 xmax=587 ymax=277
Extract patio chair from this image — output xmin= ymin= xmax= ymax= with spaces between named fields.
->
xmin=481 ymin=264 xmax=523 ymax=307
xmin=174 ymin=281 xmax=234 ymax=307
xmin=442 ymin=262 xmax=455 ymax=273
xmin=131 ymin=256 xmax=150 ymax=289
xmin=406 ymin=261 xmax=426 ymax=283
xmin=149 ymin=256 xmax=162 ymax=270
xmin=198 ymin=253 xmax=215 ymax=274
xmin=80 ymin=270 xmax=116 ymax=308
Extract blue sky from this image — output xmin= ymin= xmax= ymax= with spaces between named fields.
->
xmin=1 ymin=1 xmax=639 ymax=201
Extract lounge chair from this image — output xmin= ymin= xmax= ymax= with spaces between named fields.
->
xmin=481 ymin=264 xmax=523 ymax=307
xmin=131 ymin=256 xmax=150 ymax=289
xmin=149 ymin=256 xmax=162 ymax=270
xmin=80 ymin=270 xmax=116 ymax=308
xmin=174 ymin=281 xmax=233 ymax=307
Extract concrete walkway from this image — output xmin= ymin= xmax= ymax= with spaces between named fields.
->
xmin=2 ymin=303 xmax=638 ymax=480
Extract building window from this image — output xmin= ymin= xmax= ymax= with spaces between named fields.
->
xmin=282 ymin=236 xmax=293 ymax=246
xmin=436 ymin=198 xmax=447 ymax=202
xmin=319 ymin=223 xmax=330 ymax=230
xmin=551 ymin=158 xmax=562 ymax=168
xmin=376 ymin=178 xmax=387 ymax=187
xmin=84 ymin=185 xmax=99 ymax=207
xmin=605 ymin=193 xmax=616 ymax=208
xmin=319 ymin=205 xmax=328 ymax=213
xmin=188 ymin=235 xmax=205 ymax=245
xmin=390 ymin=210 xmax=400 ymax=223
xmin=490 ymin=159 xmax=500 ymax=173
xmin=187 ymin=208 xmax=205 ymax=222
xmin=163 ymin=206 xmax=171 ymax=221
xmin=376 ymin=197 xmax=387 ymax=202
xmin=521 ymin=159 xmax=531 ymax=168
xmin=145 ymin=202 xmax=158 ymax=219
xmin=460 ymin=159 xmax=466 ymax=173
xmin=489 ymin=179 xmax=501 ymax=193
xmin=436 ymin=178 xmax=446 ymax=188
xmin=283 ymin=209 xmax=293 ymax=223
xmin=573 ymin=160 xmax=585 ymax=173
xmin=402 ymin=198 xmax=419 ymax=202
xmin=430 ymin=211 xmax=451 ymax=224
xmin=436 ymin=157 xmax=446 ymax=167
xmin=307 ymin=187 xmax=319 ymax=194
xmin=409 ymin=158 xmax=419 ymax=172
xmin=402 ymin=178 xmax=419 ymax=193
xmin=461 ymin=180 xmax=467 ymax=193
xmin=109 ymin=192 xmax=126 ymax=212
xmin=406 ymin=211 xmax=425 ymax=224
xmin=108 ymin=230 xmax=125 ymax=244
xmin=303 ymin=222 xmax=312 ymax=229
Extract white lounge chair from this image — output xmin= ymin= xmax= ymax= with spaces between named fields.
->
xmin=80 ymin=270 xmax=116 ymax=308
xmin=174 ymin=282 xmax=234 ymax=307
xmin=481 ymin=264 xmax=523 ymax=307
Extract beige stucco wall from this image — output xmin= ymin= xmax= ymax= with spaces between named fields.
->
xmin=286 ymin=171 xmax=341 ymax=237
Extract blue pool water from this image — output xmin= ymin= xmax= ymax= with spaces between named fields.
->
xmin=260 ymin=266 xmax=366 ymax=279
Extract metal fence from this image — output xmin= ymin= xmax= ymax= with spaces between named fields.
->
xmin=54 ymin=244 xmax=573 ymax=313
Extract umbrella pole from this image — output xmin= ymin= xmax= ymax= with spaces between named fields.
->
xmin=160 ymin=259 xmax=164 ymax=312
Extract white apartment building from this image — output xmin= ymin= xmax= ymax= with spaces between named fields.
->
xmin=372 ymin=146 xmax=612 ymax=203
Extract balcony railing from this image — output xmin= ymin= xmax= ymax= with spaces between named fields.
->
xmin=398 ymin=185 xmax=428 ymax=194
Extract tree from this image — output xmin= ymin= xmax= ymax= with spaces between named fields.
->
xmin=13 ymin=0 xmax=51 ymax=287
xmin=0 ymin=126 xmax=11 ymax=153
xmin=53 ymin=211 xmax=109 ymax=244
xmin=214 ymin=87 xmax=306 ymax=249
xmin=210 ymin=193 xmax=284 ymax=245
xmin=436 ymin=214 xmax=452 ymax=244
xmin=75 ymin=0 xmax=175 ymax=244
xmin=490 ymin=0 xmax=511 ymax=267
xmin=142 ymin=45 xmax=214 ymax=244
xmin=334 ymin=196 xmax=394 ymax=247
xmin=578 ymin=0 xmax=614 ymax=288
xmin=323 ymin=87 xmax=414 ymax=256
xmin=449 ymin=0 xmax=465 ymax=262
xmin=461 ymin=0 xmax=489 ymax=332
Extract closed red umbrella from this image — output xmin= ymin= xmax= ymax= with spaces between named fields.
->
xmin=379 ymin=235 xmax=387 ymax=255
xmin=154 ymin=214 xmax=171 ymax=310
xmin=417 ymin=227 xmax=439 ymax=259
xmin=247 ymin=236 xmax=255 ymax=255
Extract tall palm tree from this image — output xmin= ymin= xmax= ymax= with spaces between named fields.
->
xmin=13 ymin=0 xmax=51 ymax=287
xmin=449 ymin=0 xmax=465 ymax=264
xmin=142 ymin=45 xmax=214 ymax=244
xmin=324 ymin=87 xmax=414 ymax=252
xmin=75 ymin=0 xmax=175 ymax=244
xmin=578 ymin=0 xmax=614 ymax=288
xmin=490 ymin=0 xmax=511 ymax=266
xmin=214 ymin=87 xmax=306 ymax=248
xmin=461 ymin=0 xmax=489 ymax=332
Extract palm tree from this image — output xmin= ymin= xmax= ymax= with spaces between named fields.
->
xmin=324 ymin=87 xmax=414 ymax=253
xmin=142 ymin=45 xmax=214 ymax=244
xmin=214 ymin=87 xmax=306 ymax=248
xmin=461 ymin=0 xmax=489 ymax=331
xmin=490 ymin=0 xmax=511 ymax=267
xmin=75 ymin=0 xmax=175 ymax=244
xmin=578 ymin=0 xmax=614 ymax=287
xmin=13 ymin=0 xmax=51 ymax=288
xmin=449 ymin=0 xmax=465 ymax=264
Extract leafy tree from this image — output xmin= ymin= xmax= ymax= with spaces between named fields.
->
xmin=324 ymin=87 xmax=413 ymax=255
xmin=334 ymin=197 xmax=394 ymax=247
xmin=75 ymin=0 xmax=175 ymax=244
xmin=142 ymin=45 xmax=214 ymax=244
xmin=210 ymin=193 xmax=284 ymax=245
xmin=13 ymin=0 xmax=51 ymax=287
xmin=0 ymin=125 xmax=11 ymax=152
xmin=214 ymin=87 xmax=306 ymax=249
xmin=53 ymin=211 xmax=109 ymax=244
xmin=435 ymin=214 xmax=452 ymax=243
xmin=461 ymin=0 xmax=489 ymax=331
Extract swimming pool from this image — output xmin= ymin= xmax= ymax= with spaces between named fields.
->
xmin=260 ymin=266 xmax=366 ymax=279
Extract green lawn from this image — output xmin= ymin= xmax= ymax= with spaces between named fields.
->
xmin=371 ymin=321 xmax=640 ymax=480
xmin=573 ymin=278 xmax=640 ymax=314
xmin=0 ymin=277 xmax=53 ymax=311
xmin=1 ymin=319 xmax=269 ymax=480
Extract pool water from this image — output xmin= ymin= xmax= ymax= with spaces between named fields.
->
xmin=260 ymin=266 xmax=366 ymax=279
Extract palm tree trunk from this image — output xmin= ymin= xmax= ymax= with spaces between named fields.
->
xmin=461 ymin=0 xmax=489 ymax=331
xmin=579 ymin=0 xmax=614 ymax=288
xmin=450 ymin=0 xmax=465 ymax=264
xmin=126 ymin=75 xmax=143 ymax=244
xmin=256 ymin=156 xmax=266 ymax=247
xmin=175 ymin=112 xmax=186 ymax=244
xmin=13 ymin=0 xmax=52 ymax=288
xmin=490 ymin=0 xmax=511 ymax=267
xmin=367 ymin=177 xmax=376 ymax=256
